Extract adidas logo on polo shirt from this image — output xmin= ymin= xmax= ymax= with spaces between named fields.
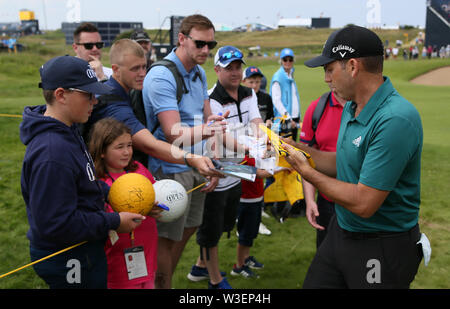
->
xmin=352 ymin=136 xmax=362 ymax=147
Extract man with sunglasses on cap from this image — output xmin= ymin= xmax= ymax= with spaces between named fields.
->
xmin=143 ymin=14 xmax=227 ymax=289
xmin=188 ymin=45 xmax=263 ymax=289
xmin=20 ymin=55 xmax=144 ymax=288
xmin=72 ymin=22 xmax=112 ymax=81
xmin=281 ymin=25 xmax=427 ymax=289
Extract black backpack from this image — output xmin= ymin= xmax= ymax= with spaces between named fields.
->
xmin=308 ymin=91 xmax=331 ymax=147
xmin=147 ymin=59 xmax=195 ymax=134
xmin=129 ymin=59 xmax=190 ymax=131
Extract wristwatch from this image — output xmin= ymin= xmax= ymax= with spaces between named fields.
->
xmin=183 ymin=152 xmax=191 ymax=167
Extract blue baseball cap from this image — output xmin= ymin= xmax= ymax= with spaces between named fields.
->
xmin=280 ymin=48 xmax=294 ymax=59
xmin=214 ymin=46 xmax=245 ymax=68
xmin=243 ymin=66 xmax=264 ymax=79
xmin=39 ymin=55 xmax=113 ymax=95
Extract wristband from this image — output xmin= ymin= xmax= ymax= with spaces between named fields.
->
xmin=183 ymin=152 xmax=191 ymax=167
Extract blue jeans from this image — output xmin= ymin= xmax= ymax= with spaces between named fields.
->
xmin=30 ymin=240 xmax=107 ymax=289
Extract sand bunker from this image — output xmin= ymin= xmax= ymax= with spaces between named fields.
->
xmin=410 ymin=66 xmax=450 ymax=86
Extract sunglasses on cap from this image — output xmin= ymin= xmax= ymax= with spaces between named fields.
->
xmin=220 ymin=50 xmax=243 ymax=61
xmin=282 ymin=57 xmax=294 ymax=62
xmin=76 ymin=42 xmax=105 ymax=50
xmin=186 ymin=35 xmax=217 ymax=50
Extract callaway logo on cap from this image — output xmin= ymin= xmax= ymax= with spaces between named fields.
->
xmin=304 ymin=25 xmax=384 ymax=68
xmin=332 ymin=45 xmax=356 ymax=58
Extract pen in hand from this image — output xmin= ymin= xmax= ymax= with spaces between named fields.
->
xmin=157 ymin=203 xmax=170 ymax=211
xmin=207 ymin=112 xmax=223 ymax=126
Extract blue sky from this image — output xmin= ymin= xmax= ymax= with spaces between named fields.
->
xmin=0 ymin=0 xmax=427 ymax=30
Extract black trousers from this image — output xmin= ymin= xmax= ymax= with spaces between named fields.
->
xmin=196 ymin=183 xmax=242 ymax=248
xmin=303 ymin=216 xmax=423 ymax=289
xmin=291 ymin=117 xmax=300 ymax=141
xmin=280 ymin=117 xmax=300 ymax=141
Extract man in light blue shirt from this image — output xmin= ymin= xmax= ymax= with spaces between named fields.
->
xmin=142 ymin=14 xmax=225 ymax=289
xmin=144 ymin=49 xmax=210 ymax=174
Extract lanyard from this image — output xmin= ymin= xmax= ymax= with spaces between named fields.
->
xmin=105 ymin=170 xmax=128 ymax=184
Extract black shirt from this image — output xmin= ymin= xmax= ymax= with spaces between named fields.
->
xmin=256 ymin=91 xmax=274 ymax=122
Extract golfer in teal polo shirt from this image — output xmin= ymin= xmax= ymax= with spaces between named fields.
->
xmin=281 ymin=25 xmax=429 ymax=289
xmin=335 ymin=75 xmax=422 ymax=233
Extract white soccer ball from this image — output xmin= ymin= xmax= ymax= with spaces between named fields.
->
xmin=153 ymin=179 xmax=188 ymax=223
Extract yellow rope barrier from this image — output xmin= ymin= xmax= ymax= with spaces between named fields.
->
xmin=0 ymin=168 xmax=219 ymax=278
xmin=0 ymin=114 xmax=22 ymax=119
xmin=0 ymin=241 xmax=87 ymax=279
xmin=186 ymin=182 xmax=206 ymax=194
xmin=0 ymin=157 xmax=247 ymax=279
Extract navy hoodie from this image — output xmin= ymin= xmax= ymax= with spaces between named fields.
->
xmin=20 ymin=105 xmax=120 ymax=250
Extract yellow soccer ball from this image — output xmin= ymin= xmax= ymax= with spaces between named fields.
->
xmin=108 ymin=173 xmax=155 ymax=216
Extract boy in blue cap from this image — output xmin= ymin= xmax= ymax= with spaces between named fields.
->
xmin=242 ymin=66 xmax=273 ymax=235
xmin=20 ymin=55 xmax=144 ymax=288
xmin=242 ymin=66 xmax=274 ymax=127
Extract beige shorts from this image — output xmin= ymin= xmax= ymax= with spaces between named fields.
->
xmin=154 ymin=168 xmax=207 ymax=241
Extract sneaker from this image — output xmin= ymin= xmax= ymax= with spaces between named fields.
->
xmin=245 ymin=256 xmax=264 ymax=269
xmin=208 ymin=277 xmax=232 ymax=289
xmin=261 ymin=209 xmax=270 ymax=219
xmin=270 ymin=201 xmax=291 ymax=220
xmin=258 ymin=222 xmax=271 ymax=235
xmin=187 ymin=265 xmax=226 ymax=282
xmin=231 ymin=264 xmax=259 ymax=278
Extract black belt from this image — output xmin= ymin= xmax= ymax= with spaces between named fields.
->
xmin=342 ymin=224 xmax=420 ymax=240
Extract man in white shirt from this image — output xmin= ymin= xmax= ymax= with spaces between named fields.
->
xmin=188 ymin=46 xmax=262 ymax=289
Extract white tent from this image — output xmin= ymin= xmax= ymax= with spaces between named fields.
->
xmin=277 ymin=18 xmax=311 ymax=28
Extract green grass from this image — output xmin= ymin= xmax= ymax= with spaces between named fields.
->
xmin=0 ymin=30 xmax=449 ymax=289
